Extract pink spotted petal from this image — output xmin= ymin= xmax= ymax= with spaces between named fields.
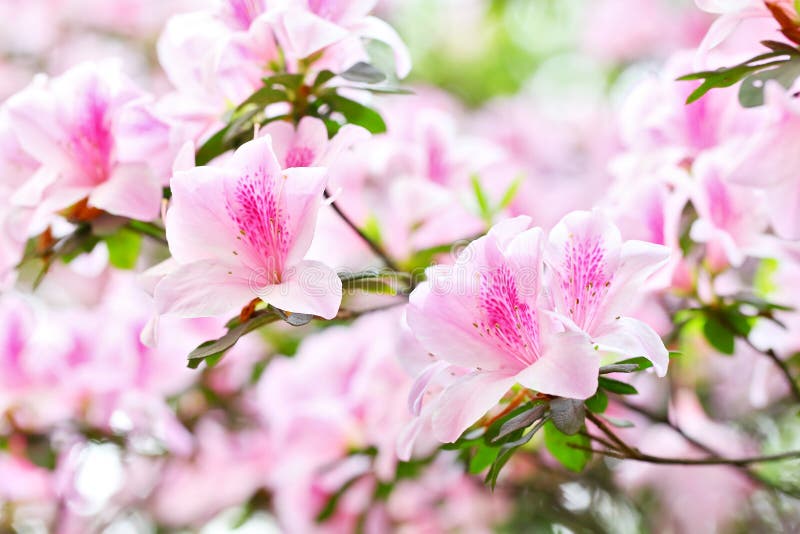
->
xmin=514 ymin=331 xmax=599 ymax=400
xmin=259 ymin=120 xmax=297 ymax=168
xmin=430 ymin=371 xmax=517 ymax=443
xmin=255 ymin=259 xmax=342 ymax=319
xmin=406 ymin=264 xmax=504 ymax=371
xmin=154 ymin=260 xmax=255 ymax=318
xmin=288 ymin=116 xmax=329 ymax=167
xmin=546 ymin=209 xmax=623 ymax=333
xmin=88 ymin=163 xmax=162 ymax=221
xmin=594 ymin=317 xmax=669 ymax=377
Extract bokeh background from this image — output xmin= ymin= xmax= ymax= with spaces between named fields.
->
xmin=2 ymin=1 xmax=800 ymax=533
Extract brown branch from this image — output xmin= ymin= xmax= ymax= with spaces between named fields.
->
xmin=324 ymin=189 xmax=401 ymax=272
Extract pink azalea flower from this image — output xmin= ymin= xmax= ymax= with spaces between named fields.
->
xmin=544 ymin=210 xmax=672 ymax=377
xmin=5 ymin=61 xmax=175 ymax=222
xmin=259 ymin=116 xmax=369 ymax=168
xmin=726 ymin=83 xmax=800 ymax=239
xmin=688 ymin=153 xmax=772 ymax=270
xmin=405 ymin=216 xmax=600 ymax=443
xmin=149 ymin=135 xmax=342 ymax=328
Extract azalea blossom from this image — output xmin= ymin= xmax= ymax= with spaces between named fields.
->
xmin=147 ymin=135 xmax=342 ymax=337
xmin=405 ymin=216 xmax=600 ymax=444
xmin=5 ymin=60 xmax=175 ymax=222
xmin=544 ymin=210 xmax=671 ymax=376
xmin=404 ymin=213 xmax=671 ymax=445
xmin=259 ymin=116 xmax=369 ymax=168
xmin=725 ymin=83 xmax=800 ymax=239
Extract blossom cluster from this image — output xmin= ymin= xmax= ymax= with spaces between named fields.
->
xmin=0 ymin=0 xmax=800 ymax=532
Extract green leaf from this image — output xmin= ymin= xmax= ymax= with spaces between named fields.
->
xmin=471 ymin=174 xmax=492 ymax=223
xmin=469 ymin=443 xmax=500 ymax=474
xmin=236 ymin=86 xmax=288 ymax=111
xmin=340 ymin=62 xmax=387 ymax=84
xmin=104 ymin=228 xmax=141 ymax=270
xmin=322 ymin=93 xmax=387 ymax=133
xmin=543 ymin=420 xmax=591 ymax=473
xmin=612 ymin=356 xmax=653 ymax=371
xmin=702 ymin=315 xmax=735 ymax=355
xmin=598 ymin=376 xmax=639 ymax=395
xmin=585 ymin=389 xmax=608 ymax=413
xmin=497 ymin=175 xmax=524 ymax=211
xmin=261 ymin=73 xmax=305 ymax=91
xmin=485 ymin=403 xmax=546 ymax=444
xmin=195 ymin=125 xmax=231 ymax=166
xmin=188 ymin=310 xmax=280 ymax=368
xmin=739 ymin=56 xmax=800 ymax=107
xmin=313 ymin=70 xmax=336 ymax=89
xmin=316 ymin=476 xmax=363 ymax=522
xmin=677 ymin=51 xmax=790 ymax=104
xmin=484 ymin=419 xmax=547 ymax=489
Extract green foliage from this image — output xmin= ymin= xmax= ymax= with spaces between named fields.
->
xmin=104 ymin=227 xmax=142 ymax=270
xmin=319 ymin=93 xmax=387 ymax=133
xmin=597 ymin=377 xmax=638 ymax=396
xmin=678 ymin=43 xmax=800 ymax=107
xmin=702 ymin=315 xmax=736 ymax=355
xmin=585 ymin=389 xmax=608 ymax=414
xmin=543 ymin=420 xmax=591 ymax=473
xmin=188 ymin=309 xmax=281 ymax=369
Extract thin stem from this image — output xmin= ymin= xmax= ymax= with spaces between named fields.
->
xmin=618 ymin=398 xmax=800 ymax=498
xmin=585 ymin=411 xmax=638 ymax=457
xmin=126 ymin=220 xmax=168 ymax=246
xmin=717 ymin=311 xmax=800 ymax=403
xmin=324 ymin=189 xmax=401 ymax=272
xmin=577 ymin=445 xmax=800 ymax=467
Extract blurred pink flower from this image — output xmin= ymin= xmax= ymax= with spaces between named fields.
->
xmin=6 ymin=61 xmax=175 ymax=222
xmin=726 ymin=83 xmax=800 ymax=239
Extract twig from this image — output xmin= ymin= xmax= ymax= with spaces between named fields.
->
xmin=324 ymin=189 xmax=400 ymax=272
xmin=576 ymin=445 xmax=800 ymax=467
xmin=617 ymin=398 xmax=800 ymax=498
xmin=717 ymin=312 xmax=800 ymax=403
xmin=585 ymin=411 xmax=638 ymax=457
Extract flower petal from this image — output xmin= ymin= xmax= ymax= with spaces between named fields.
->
xmin=431 ymin=371 xmax=517 ymax=443
xmin=255 ymin=259 xmax=342 ymax=319
xmin=594 ymin=316 xmax=669 ymax=377
xmin=154 ymin=259 xmax=254 ymax=318
xmin=515 ymin=331 xmax=599 ymax=400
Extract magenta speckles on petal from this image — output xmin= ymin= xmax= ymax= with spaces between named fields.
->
xmin=477 ymin=264 xmax=541 ymax=367
xmin=285 ymin=146 xmax=316 ymax=168
xmin=226 ymin=166 xmax=291 ymax=283
xmin=560 ymin=234 xmax=611 ymax=330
